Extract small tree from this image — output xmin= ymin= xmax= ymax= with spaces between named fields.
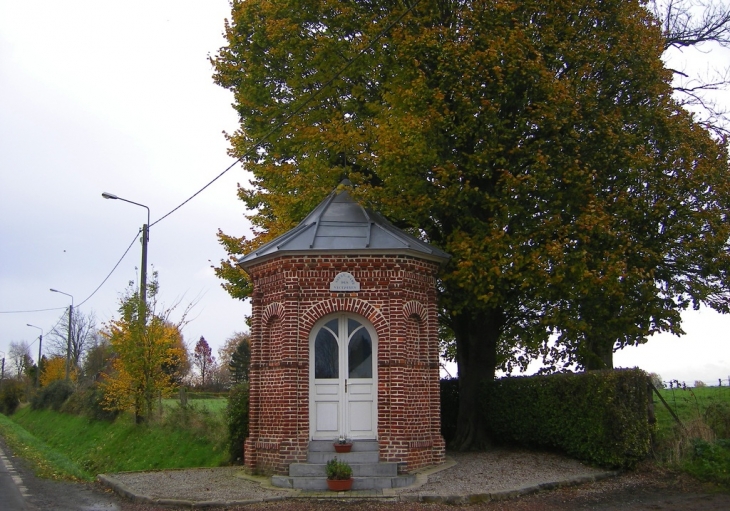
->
xmin=47 ymin=308 xmax=99 ymax=371
xmin=101 ymin=275 xmax=190 ymax=423
xmin=229 ymin=333 xmax=251 ymax=384
xmin=193 ymin=336 xmax=214 ymax=388
xmin=8 ymin=341 xmax=31 ymax=378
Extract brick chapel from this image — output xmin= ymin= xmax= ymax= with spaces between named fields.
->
xmin=238 ymin=181 xmax=449 ymax=478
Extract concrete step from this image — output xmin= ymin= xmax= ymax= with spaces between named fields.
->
xmin=272 ymin=474 xmax=416 ymax=491
xmin=309 ymin=439 xmax=379 ymax=452
xmin=307 ymin=450 xmax=379 ymax=464
xmin=271 ymin=439 xmax=413 ymax=491
xmin=289 ymin=461 xmax=398 ymax=477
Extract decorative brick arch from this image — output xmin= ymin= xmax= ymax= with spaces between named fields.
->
xmin=402 ymin=300 xmax=427 ymax=323
xmin=300 ymin=297 xmax=388 ymax=336
xmin=262 ymin=301 xmax=286 ymax=326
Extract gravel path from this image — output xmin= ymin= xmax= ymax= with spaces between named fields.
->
xmin=101 ymin=449 xmax=615 ymax=506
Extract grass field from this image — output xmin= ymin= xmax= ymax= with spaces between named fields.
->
xmin=652 ymin=384 xmax=730 ymax=487
xmin=162 ymin=397 xmax=227 ymax=415
xmin=653 ymin=385 xmax=730 ymax=439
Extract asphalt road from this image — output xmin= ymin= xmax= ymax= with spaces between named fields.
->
xmin=0 ymin=442 xmax=120 ymax=511
xmin=0 ymin=444 xmax=28 ymax=510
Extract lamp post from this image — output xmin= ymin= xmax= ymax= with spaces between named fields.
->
xmin=27 ymin=324 xmax=43 ymax=388
xmin=101 ymin=192 xmax=150 ymax=307
xmin=50 ymin=288 xmax=74 ymax=380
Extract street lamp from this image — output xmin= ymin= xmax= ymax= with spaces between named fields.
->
xmin=102 ymin=192 xmax=150 ymax=307
xmin=27 ymin=323 xmax=43 ymax=388
xmin=50 ymin=288 xmax=74 ymax=380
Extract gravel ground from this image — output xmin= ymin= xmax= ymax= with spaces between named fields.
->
xmin=110 ymin=462 xmax=730 ymax=511
xmin=396 ymin=450 xmax=611 ymax=497
xmin=101 ymin=449 xmax=613 ymax=505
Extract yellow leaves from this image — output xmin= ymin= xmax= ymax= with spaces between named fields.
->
xmin=40 ymin=356 xmax=76 ymax=386
xmin=101 ymin=278 xmax=189 ymax=419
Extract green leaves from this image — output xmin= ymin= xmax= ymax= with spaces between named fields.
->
xmin=212 ymin=0 xmax=730 ymax=440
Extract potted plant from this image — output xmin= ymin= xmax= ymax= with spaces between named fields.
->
xmin=334 ymin=435 xmax=352 ymax=453
xmin=325 ymin=457 xmax=353 ymax=491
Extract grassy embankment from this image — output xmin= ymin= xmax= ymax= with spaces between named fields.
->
xmin=0 ymin=398 xmax=228 ymax=481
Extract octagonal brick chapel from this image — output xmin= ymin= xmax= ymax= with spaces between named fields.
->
xmin=238 ymin=182 xmax=449 ymax=477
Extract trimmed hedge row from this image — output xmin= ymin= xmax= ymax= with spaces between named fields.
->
xmin=440 ymin=369 xmax=653 ymax=469
xmin=484 ymin=369 xmax=653 ymax=469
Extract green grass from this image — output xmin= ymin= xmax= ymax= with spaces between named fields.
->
xmin=654 ymin=385 xmax=730 ymax=440
xmin=0 ymin=411 xmax=89 ymax=480
xmin=652 ymin=385 xmax=730 ymax=487
xmin=161 ymin=397 xmax=227 ymax=415
xmin=2 ymin=402 xmax=229 ymax=480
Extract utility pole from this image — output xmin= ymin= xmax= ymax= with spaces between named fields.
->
xmin=50 ymin=288 xmax=74 ymax=381
xmin=27 ymin=324 xmax=43 ymax=387
xmin=66 ymin=304 xmax=73 ymax=380
xmin=141 ymin=223 xmax=148 ymax=307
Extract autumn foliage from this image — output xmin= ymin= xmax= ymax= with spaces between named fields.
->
xmin=101 ymin=277 xmax=189 ymax=422
xmin=213 ymin=0 xmax=730 ymax=449
xmin=40 ymin=356 xmax=76 ymax=386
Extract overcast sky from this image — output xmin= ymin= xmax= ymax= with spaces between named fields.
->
xmin=0 ymin=1 xmax=728 ymax=385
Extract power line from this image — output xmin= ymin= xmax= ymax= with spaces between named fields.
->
xmin=0 ymin=307 xmax=66 ymax=314
xmin=150 ymin=1 xmax=422 ymax=228
xmin=77 ymin=229 xmax=139 ymax=307
xmin=0 ymin=229 xmax=139 ymax=314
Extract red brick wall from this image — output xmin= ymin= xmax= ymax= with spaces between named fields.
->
xmin=243 ymin=253 xmax=445 ymax=473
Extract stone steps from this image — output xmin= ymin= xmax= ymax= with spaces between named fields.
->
xmin=271 ymin=440 xmax=416 ymax=491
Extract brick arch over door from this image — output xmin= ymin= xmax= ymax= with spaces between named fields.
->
xmin=300 ymin=298 xmax=388 ymax=335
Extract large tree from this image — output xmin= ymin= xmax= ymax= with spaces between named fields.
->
xmin=212 ymin=0 xmax=730 ymax=449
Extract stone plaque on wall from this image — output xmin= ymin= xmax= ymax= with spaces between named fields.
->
xmin=330 ymin=272 xmax=360 ymax=292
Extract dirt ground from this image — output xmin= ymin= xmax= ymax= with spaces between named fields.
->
xmin=117 ymin=462 xmax=730 ymax=511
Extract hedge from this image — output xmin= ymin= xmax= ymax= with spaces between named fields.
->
xmin=484 ymin=368 xmax=653 ymax=469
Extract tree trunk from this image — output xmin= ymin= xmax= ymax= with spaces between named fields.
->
xmin=579 ymin=336 xmax=614 ymax=370
xmin=450 ymin=308 xmax=505 ymax=451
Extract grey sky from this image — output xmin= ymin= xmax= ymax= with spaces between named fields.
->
xmin=1 ymin=1 xmax=727 ymax=384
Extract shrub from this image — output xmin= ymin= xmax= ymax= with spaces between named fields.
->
xmin=485 ymin=368 xmax=653 ymax=469
xmin=61 ymin=385 xmax=119 ymax=421
xmin=649 ymin=372 xmax=664 ymax=389
xmin=31 ymin=379 xmax=75 ymax=411
xmin=226 ymin=382 xmax=249 ymax=463
xmin=705 ymin=402 xmax=730 ymax=439
xmin=683 ymin=439 xmax=730 ymax=487
xmin=0 ymin=380 xmax=24 ymax=415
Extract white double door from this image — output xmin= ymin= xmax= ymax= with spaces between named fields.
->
xmin=310 ymin=314 xmax=377 ymax=440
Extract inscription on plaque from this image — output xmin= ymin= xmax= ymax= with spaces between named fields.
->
xmin=330 ymin=272 xmax=360 ymax=292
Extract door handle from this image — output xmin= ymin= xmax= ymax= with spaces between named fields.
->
xmin=345 ymin=379 xmax=348 ymax=393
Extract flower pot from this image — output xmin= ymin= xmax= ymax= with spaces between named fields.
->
xmin=327 ymin=478 xmax=353 ymax=491
xmin=334 ymin=443 xmax=352 ymax=453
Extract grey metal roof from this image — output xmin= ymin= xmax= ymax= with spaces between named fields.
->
xmin=238 ymin=183 xmax=450 ymax=268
